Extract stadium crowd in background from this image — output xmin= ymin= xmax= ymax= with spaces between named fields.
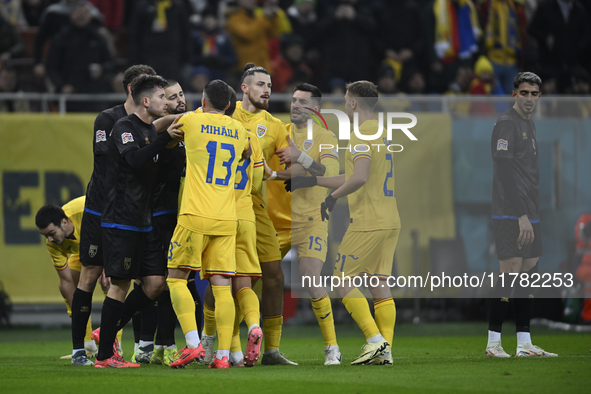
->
xmin=0 ymin=0 xmax=590 ymax=113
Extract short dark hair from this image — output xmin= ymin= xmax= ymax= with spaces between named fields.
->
xmin=35 ymin=204 xmax=67 ymax=229
xmin=122 ymin=65 xmax=156 ymax=95
xmin=345 ymin=80 xmax=378 ymax=109
xmin=165 ymin=79 xmax=179 ymax=89
xmin=131 ymin=75 xmax=168 ymax=106
xmin=204 ymin=79 xmax=232 ymax=111
xmin=241 ymin=62 xmax=270 ymax=84
xmin=225 ymin=87 xmax=237 ymax=116
xmin=513 ymin=72 xmax=542 ymax=90
xmin=293 ymin=83 xmax=322 ymax=106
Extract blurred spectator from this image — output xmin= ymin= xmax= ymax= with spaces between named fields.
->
xmin=271 ymin=34 xmax=311 ymax=93
xmin=46 ymin=2 xmax=112 ymax=96
xmin=286 ymin=0 xmax=322 ymax=85
xmin=482 ymin=0 xmax=525 ymax=95
xmin=225 ymin=0 xmax=280 ymax=74
xmin=529 ymin=0 xmax=590 ymax=77
xmin=88 ymin=0 xmax=123 ymax=32
xmin=468 ymin=55 xmax=505 ymax=116
xmin=191 ymin=10 xmax=236 ymax=81
xmin=469 ymin=56 xmax=503 ymax=95
xmin=286 ymin=0 xmax=319 ymax=53
xmin=406 ymin=71 xmax=427 ymax=95
xmin=0 ymin=14 xmax=27 ymax=63
xmin=33 ymin=0 xmax=104 ymax=76
xmin=0 ymin=66 xmax=30 ymax=112
xmin=376 ymin=63 xmax=399 ymax=94
xmin=255 ymin=0 xmax=293 ymax=62
xmin=110 ymin=70 xmax=125 ymax=93
xmin=422 ymin=0 xmax=482 ymax=93
xmin=318 ymin=0 xmax=376 ymax=86
xmin=446 ymin=65 xmax=472 ymax=94
xmin=558 ymin=66 xmax=591 ymax=117
xmin=129 ymin=0 xmax=191 ymax=82
xmin=19 ymin=0 xmax=51 ymax=27
xmin=375 ymin=0 xmax=424 ymax=84
xmin=187 ymin=65 xmax=209 ymax=109
xmin=0 ymin=0 xmax=24 ymax=25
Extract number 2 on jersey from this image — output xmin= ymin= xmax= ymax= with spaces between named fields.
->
xmin=383 ymin=153 xmax=393 ymax=197
xmin=206 ymin=141 xmax=235 ymax=186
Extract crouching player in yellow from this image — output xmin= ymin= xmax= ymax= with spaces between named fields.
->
xmin=36 ymin=196 xmax=114 ymax=365
xmin=276 ymin=83 xmax=342 ymax=364
xmin=167 ymin=80 xmax=250 ymax=369
xmin=290 ymin=81 xmax=400 ymax=365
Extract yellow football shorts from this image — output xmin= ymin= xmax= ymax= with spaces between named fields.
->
xmin=167 ymin=223 xmax=236 ymax=279
xmin=67 ymin=254 xmax=82 ymax=272
xmin=291 ymin=220 xmax=328 ymax=262
xmin=276 ymin=228 xmax=292 ymax=259
xmin=236 ymin=220 xmax=261 ymax=277
xmin=254 ymin=206 xmax=282 ymax=263
xmin=334 ymin=229 xmax=400 ymax=278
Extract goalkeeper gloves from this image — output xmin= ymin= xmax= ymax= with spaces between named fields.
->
xmin=284 ymin=176 xmax=317 ymax=192
xmin=320 ymin=193 xmax=337 ymax=221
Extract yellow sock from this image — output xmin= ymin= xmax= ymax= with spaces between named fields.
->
xmin=342 ymin=288 xmax=380 ymax=340
xmin=84 ymin=316 xmax=93 ymax=342
xmin=311 ymin=293 xmax=337 ymax=346
xmin=167 ymin=278 xmax=197 ymax=334
xmin=203 ymin=304 xmax=217 ymax=336
xmin=231 ymin=297 xmax=243 ymax=353
xmin=116 ymin=329 xmax=122 ymax=343
xmin=212 ymin=285 xmax=234 ymax=351
xmin=262 ymin=316 xmax=282 ymax=351
xmin=236 ymin=287 xmax=260 ymax=329
xmin=374 ymin=298 xmax=396 ymax=345
xmin=64 ymin=297 xmax=72 ymax=318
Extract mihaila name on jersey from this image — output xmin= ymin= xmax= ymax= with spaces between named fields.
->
xmin=201 ymin=124 xmax=240 ymax=139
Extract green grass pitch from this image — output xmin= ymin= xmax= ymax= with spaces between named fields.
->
xmin=1 ymin=323 xmax=589 ymax=394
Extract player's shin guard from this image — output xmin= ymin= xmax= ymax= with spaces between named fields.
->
xmin=237 ymin=287 xmax=260 ymax=329
xmin=157 ymin=290 xmax=176 ymax=346
xmin=187 ymin=279 xmax=203 ymax=335
xmin=167 ymin=278 xmax=197 ymax=334
xmin=262 ymin=316 xmax=283 ymax=352
xmin=311 ymin=293 xmax=337 ymax=347
xmin=231 ymin=298 xmax=243 ymax=353
xmin=72 ymin=288 xmax=93 ymax=350
xmin=212 ymin=285 xmax=235 ymax=351
xmin=374 ymin=298 xmax=395 ymax=346
xmin=97 ymin=297 xmax=124 ymax=361
xmin=203 ymin=305 xmax=216 ymax=337
xmin=342 ymin=288 xmax=380 ymax=340
xmin=488 ymin=274 xmax=511 ymax=333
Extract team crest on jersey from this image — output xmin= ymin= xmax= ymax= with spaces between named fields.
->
xmin=256 ymin=124 xmax=267 ymax=138
xmin=88 ymin=245 xmax=98 ymax=258
xmin=121 ymin=132 xmax=134 ymax=144
xmin=303 ymin=139 xmax=314 ymax=151
xmin=96 ymin=130 xmax=106 ymax=143
xmin=124 ymin=257 xmax=132 ymax=271
xmin=145 ymin=136 xmax=150 ymax=145
xmin=496 ymin=139 xmax=508 ymax=151
xmin=522 ymin=132 xmax=527 ymax=140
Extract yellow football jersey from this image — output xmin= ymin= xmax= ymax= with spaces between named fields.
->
xmin=178 ymin=111 xmax=249 ymax=235
xmin=232 ymin=101 xmax=289 ymax=215
xmin=346 ymin=119 xmax=401 ymax=231
xmin=268 ymin=123 xmax=340 ymax=228
xmin=235 ymin=130 xmax=264 ymax=223
xmin=46 ymin=196 xmax=85 ymax=270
